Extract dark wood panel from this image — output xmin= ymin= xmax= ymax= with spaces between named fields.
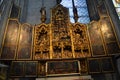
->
xmin=47 ymin=60 xmax=80 ymax=75
xmin=101 ymin=57 xmax=114 ymax=72
xmin=10 ymin=61 xmax=24 ymax=77
xmin=24 ymin=61 xmax=38 ymax=77
xmin=88 ymin=58 xmax=101 ymax=73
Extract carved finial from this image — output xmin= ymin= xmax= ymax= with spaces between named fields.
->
xmin=72 ymin=0 xmax=78 ymax=23
xmin=40 ymin=7 xmax=46 ymax=23
xmin=56 ymin=0 xmax=62 ymax=4
xmin=40 ymin=0 xmax=46 ymax=23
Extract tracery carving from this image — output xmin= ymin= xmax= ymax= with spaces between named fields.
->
xmin=34 ymin=24 xmax=50 ymax=59
xmin=72 ymin=23 xmax=90 ymax=58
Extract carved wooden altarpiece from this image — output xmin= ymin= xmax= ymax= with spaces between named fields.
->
xmin=34 ymin=4 xmax=91 ymax=60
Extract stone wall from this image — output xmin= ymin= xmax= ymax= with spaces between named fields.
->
xmin=26 ymin=0 xmax=56 ymax=25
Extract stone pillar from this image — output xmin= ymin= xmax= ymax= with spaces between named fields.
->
xmin=86 ymin=0 xmax=100 ymax=21
xmin=0 ymin=0 xmax=13 ymax=48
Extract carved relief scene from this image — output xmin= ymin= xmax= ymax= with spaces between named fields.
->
xmin=72 ymin=23 xmax=90 ymax=58
xmin=34 ymin=24 xmax=50 ymax=60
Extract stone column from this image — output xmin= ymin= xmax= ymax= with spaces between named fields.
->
xmin=0 ymin=0 xmax=13 ymax=48
xmin=86 ymin=0 xmax=100 ymax=21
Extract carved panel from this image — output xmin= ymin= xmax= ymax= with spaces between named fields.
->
xmin=51 ymin=4 xmax=69 ymax=24
xmin=80 ymin=59 xmax=88 ymax=74
xmin=72 ymin=23 xmax=90 ymax=58
xmin=52 ymin=42 xmax=62 ymax=59
xmin=38 ymin=62 xmax=46 ymax=76
xmin=34 ymin=24 xmax=50 ymax=60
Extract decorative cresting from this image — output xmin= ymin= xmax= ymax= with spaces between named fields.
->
xmin=34 ymin=4 xmax=91 ymax=60
xmin=51 ymin=4 xmax=72 ymax=59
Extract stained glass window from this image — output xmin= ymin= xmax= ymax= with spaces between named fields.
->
xmin=61 ymin=0 xmax=90 ymax=24
xmin=112 ymin=0 xmax=120 ymax=19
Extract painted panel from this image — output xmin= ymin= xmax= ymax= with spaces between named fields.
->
xmin=1 ymin=46 xmax=16 ymax=59
xmin=4 ymin=20 xmax=19 ymax=45
xmin=47 ymin=61 xmax=80 ymax=75
xmin=88 ymin=22 xmax=106 ymax=56
xmin=17 ymin=47 xmax=32 ymax=60
xmin=19 ymin=24 xmax=33 ymax=46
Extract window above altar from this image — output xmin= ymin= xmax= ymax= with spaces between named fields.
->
xmin=112 ymin=0 xmax=120 ymax=19
xmin=61 ymin=0 xmax=90 ymax=24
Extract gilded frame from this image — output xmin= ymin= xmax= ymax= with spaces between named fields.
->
xmin=38 ymin=62 xmax=46 ymax=77
xmin=80 ymin=59 xmax=88 ymax=74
